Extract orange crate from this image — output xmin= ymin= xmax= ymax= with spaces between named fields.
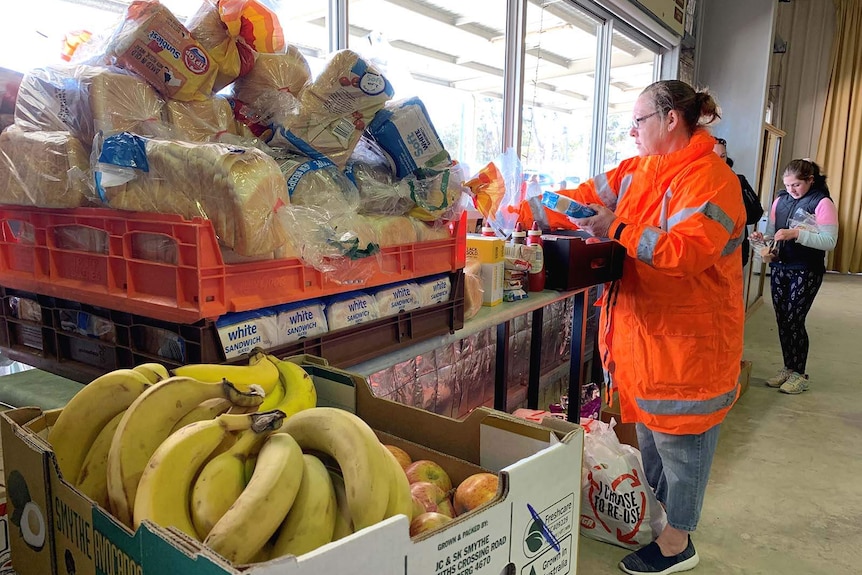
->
xmin=0 ymin=207 xmax=466 ymax=324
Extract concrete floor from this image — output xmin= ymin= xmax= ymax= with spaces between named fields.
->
xmin=576 ymin=273 xmax=862 ymax=575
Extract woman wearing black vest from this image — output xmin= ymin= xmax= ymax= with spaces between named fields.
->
xmin=751 ymin=159 xmax=838 ymax=394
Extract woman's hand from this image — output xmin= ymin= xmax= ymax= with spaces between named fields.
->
xmin=773 ymin=228 xmax=799 ymax=242
xmin=569 ymin=204 xmax=616 ymax=238
xmin=759 ymin=247 xmax=776 ymax=263
xmin=750 ymin=231 xmax=764 ymax=242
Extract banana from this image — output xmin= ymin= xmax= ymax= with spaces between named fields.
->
xmin=190 ymin=411 xmax=286 ymax=539
xmin=107 ymin=377 xmax=264 ymax=527
xmin=173 ymin=350 xmax=279 ymax=395
xmin=271 ymin=454 xmax=337 ymax=559
xmin=329 ymin=471 xmax=354 ymax=541
xmin=256 ymin=368 xmax=285 ymax=412
xmin=75 ymin=410 xmax=126 ymax=509
xmin=132 ymin=412 xmax=280 ymax=538
xmin=205 ymin=432 xmax=304 ymax=564
xmin=48 ymin=369 xmax=152 ymax=482
xmin=381 ymin=444 xmax=413 ymax=522
xmin=281 ymin=408 xmax=389 ymax=531
xmin=170 ymin=398 xmax=232 ymax=433
xmin=132 ymin=363 xmax=170 ymax=384
xmin=268 ymin=357 xmax=317 ymax=417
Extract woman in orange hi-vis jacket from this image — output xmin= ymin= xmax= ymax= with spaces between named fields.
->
xmin=520 ymin=81 xmax=745 ymax=575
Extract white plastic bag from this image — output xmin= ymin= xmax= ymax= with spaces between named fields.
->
xmin=579 ymin=418 xmax=667 ymax=548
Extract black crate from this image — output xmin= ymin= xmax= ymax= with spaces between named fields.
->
xmin=542 ymin=232 xmax=625 ymax=291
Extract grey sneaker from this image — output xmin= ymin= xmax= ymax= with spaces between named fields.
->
xmin=779 ymin=372 xmax=809 ymax=394
xmin=766 ymin=367 xmax=793 ymax=388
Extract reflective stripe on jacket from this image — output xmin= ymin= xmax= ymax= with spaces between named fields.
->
xmin=520 ymin=130 xmax=746 ymax=435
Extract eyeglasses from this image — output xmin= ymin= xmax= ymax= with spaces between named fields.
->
xmin=631 ymin=111 xmax=660 ymax=130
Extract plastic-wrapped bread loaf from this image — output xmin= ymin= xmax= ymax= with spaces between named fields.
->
xmin=276 ymin=154 xmax=360 ymax=212
xmin=270 ymin=50 xmax=394 ymax=168
xmin=357 ymin=215 xmax=417 ymax=247
xmin=14 ymin=65 xmax=165 ymax=146
xmin=412 ymin=217 xmax=452 ymax=241
xmin=165 ymin=96 xmax=237 ymax=142
xmin=0 ymin=127 xmax=90 ymax=207
xmin=106 ymin=0 xmax=217 ymax=101
xmin=95 ymin=134 xmax=290 ymax=256
xmin=187 ymin=0 xmax=284 ymax=92
xmin=233 ymin=47 xmax=311 ymax=126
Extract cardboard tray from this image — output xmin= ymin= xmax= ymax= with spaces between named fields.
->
xmin=2 ymin=356 xmax=584 ymax=575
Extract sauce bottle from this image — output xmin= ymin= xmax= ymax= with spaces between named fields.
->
xmin=527 ymin=222 xmax=545 ymax=292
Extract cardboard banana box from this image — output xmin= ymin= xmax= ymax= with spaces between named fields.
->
xmin=1 ymin=356 xmax=584 ymax=575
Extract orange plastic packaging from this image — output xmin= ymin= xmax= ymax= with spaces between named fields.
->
xmin=187 ymin=0 xmax=285 ymax=92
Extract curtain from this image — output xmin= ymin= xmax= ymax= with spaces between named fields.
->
xmin=818 ymin=0 xmax=862 ymax=272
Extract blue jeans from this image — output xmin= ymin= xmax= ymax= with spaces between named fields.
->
xmin=635 ymin=423 xmax=721 ymax=532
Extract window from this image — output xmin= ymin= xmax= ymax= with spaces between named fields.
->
xmin=346 ymin=0 xmax=508 ymax=169
xmin=604 ymin=28 xmax=659 ymax=170
xmin=1 ymin=0 xmax=671 ymax=189
xmin=521 ymin=2 xmax=601 ymax=191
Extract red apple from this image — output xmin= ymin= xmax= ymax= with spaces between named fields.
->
xmin=453 ymin=473 xmax=498 ymax=516
xmin=384 ymin=444 xmax=412 ymax=470
xmin=411 ymin=495 xmax=426 ymax=520
xmin=409 ymin=512 xmax=452 ymax=537
xmin=405 ymin=460 xmax=452 ymax=492
xmin=410 ymin=481 xmax=455 ymax=518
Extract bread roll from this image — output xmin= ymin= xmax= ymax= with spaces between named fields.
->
xmin=0 ymin=127 xmax=90 ymax=207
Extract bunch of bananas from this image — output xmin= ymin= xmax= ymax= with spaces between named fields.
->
xmin=47 ymin=353 xmax=412 ymax=564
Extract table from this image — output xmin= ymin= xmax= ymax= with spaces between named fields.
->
xmin=348 ymin=287 xmax=593 ymax=422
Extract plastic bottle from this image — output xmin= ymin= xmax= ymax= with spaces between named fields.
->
xmin=527 ymin=222 xmax=545 ymax=292
xmin=510 ymin=222 xmax=527 ymax=245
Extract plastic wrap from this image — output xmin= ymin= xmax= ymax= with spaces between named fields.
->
xmin=269 ymin=49 xmax=394 ymax=168
xmin=14 ymin=64 xmax=166 ymax=145
xmin=0 ymin=67 xmax=22 ymax=133
xmin=325 ymin=291 xmax=380 ymax=331
xmin=416 ymin=274 xmax=452 ymax=307
xmin=275 ymin=300 xmax=328 ymax=344
xmin=277 ymin=154 xmax=360 ymax=212
xmin=186 ymin=0 xmax=284 ymax=92
xmin=165 ymin=96 xmax=239 ymax=142
xmin=94 ymin=132 xmax=290 ymax=256
xmin=346 ymin=137 xmax=415 ymax=215
xmin=274 ymin=153 xmax=384 ymax=281
xmin=215 ymin=309 xmax=277 ymax=359
xmin=232 ymin=47 xmax=311 ymax=127
xmin=412 ymin=218 xmax=455 ymax=242
xmin=463 ymin=259 xmax=484 ymax=320
xmin=406 ymin=163 xmax=467 ymax=224
xmin=372 ymin=281 xmax=422 ymax=317
xmin=105 ymin=0 xmax=217 ymax=101
xmin=9 ymin=297 xmax=42 ymax=323
xmin=464 ymin=148 xmax=524 ymax=235
xmin=0 ymin=127 xmax=91 ymax=208
xmin=366 ymin=97 xmax=450 ymax=179
xmin=59 ymin=310 xmax=116 ymax=343
xmin=357 ymin=215 xmax=417 ymax=246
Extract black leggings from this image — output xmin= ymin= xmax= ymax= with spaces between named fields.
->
xmin=770 ymin=268 xmax=824 ymax=374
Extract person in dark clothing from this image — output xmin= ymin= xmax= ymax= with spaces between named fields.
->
xmin=751 ymin=159 xmax=839 ymax=394
xmin=713 ymin=138 xmax=763 ymax=266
